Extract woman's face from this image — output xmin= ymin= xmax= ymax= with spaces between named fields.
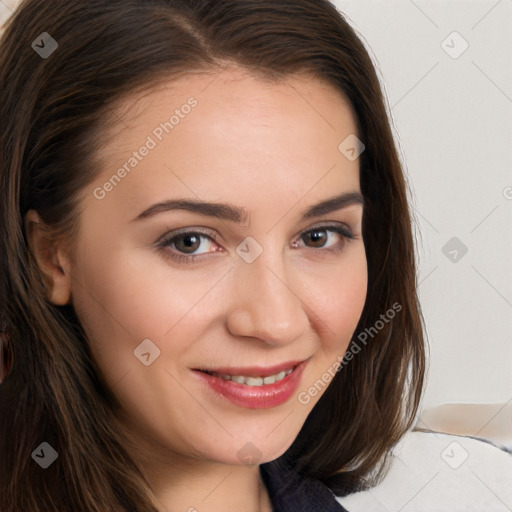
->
xmin=67 ymin=67 xmax=367 ymax=466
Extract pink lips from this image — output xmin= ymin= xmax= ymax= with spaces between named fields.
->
xmin=192 ymin=359 xmax=308 ymax=409
xmin=195 ymin=359 xmax=305 ymax=378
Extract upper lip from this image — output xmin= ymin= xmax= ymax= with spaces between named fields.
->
xmin=193 ymin=359 xmax=306 ymax=377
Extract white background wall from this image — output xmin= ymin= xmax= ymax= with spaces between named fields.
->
xmin=0 ymin=0 xmax=17 ymax=32
xmin=334 ymin=0 xmax=512 ymax=410
xmin=1 ymin=0 xmax=511 ymax=410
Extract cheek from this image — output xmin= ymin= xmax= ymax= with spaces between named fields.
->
xmin=72 ymin=246 xmax=199 ymax=337
xmin=69 ymin=243 xmax=220 ymax=384
xmin=308 ymin=249 xmax=368 ymax=352
xmin=71 ymin=232 xmax=367 ymax=382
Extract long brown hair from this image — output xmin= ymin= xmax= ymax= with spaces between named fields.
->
xmin=0 ymin=0 xmax=426 ymax=510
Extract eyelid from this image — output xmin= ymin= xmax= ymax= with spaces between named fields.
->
xmin=155 ymin=222 xmax=354 ymax=245
xmin=155 ymin=226 xmax=218 ymax=245
xmin=298 ymin=220 xmax=354 ymax=237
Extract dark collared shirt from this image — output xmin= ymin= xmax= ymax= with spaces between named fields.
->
xmin=260 ymin=458 xmax=349 ymax=512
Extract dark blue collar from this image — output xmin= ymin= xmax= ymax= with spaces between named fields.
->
xmin=259 ymin=458 xmax=349 ymax=512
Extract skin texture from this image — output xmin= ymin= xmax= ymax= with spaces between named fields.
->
xmin=26 ymin=67 xmax=368 ymax=512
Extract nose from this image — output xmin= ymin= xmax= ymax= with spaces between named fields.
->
xmin=225 ymin=250 xmax=309 ymax=346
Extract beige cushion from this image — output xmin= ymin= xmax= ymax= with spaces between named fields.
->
xmin=336 ymin=430 xmax=512 ymax=512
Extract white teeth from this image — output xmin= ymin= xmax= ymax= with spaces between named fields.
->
xmin=210 ymin=368 xmax=293 ymax=386
xmin=245 ymin=376 xmax=263 ymax=386
xmin=263 ymin=375 xmax=277 ymax=385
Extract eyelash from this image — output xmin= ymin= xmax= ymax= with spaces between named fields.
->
xmin=155 ymin=224 xmax=356 ymax=264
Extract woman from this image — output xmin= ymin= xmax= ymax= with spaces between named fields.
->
xmin=0 ymin=1 xmax=426 ymax=510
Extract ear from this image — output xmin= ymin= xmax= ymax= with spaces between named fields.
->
xmin=24 ymin=210 xmax=72 ymax=305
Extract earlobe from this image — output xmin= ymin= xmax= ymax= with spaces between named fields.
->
xmin=24 ymin=210 xmax=72 ymax=306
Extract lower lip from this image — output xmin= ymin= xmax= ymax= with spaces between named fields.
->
xmin=192 ymin=360 xmax=308 ymax=409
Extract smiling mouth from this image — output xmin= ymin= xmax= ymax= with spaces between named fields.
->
xmin=200 ymin=367 xmax=295 ymax=386
xmin=191 ymin=359 xmax=309 ymax=409
xmin=193 ymin=359 xmax=306 ymax=387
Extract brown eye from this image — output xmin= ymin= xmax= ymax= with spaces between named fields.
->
xmin=295 ymin=224 xmax=355 ymax=252
xmin=173 ymin=233 xmax=202 ymax=254
xmin=157 ymin=230 xmax=218 ymax=260
xmin=303 ymin=229 xmax=329 ymax=248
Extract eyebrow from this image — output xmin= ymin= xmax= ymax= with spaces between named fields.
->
xmin=131 ymin=191 xmax=364 ymax=224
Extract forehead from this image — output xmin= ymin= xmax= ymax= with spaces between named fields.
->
xmin=110 ymin=66 xmax=355 ymax=122
xmin=99 ymin=65 xmax=359 ymax=155
xmin=87 ymin=67 xmax=361 ymax=218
